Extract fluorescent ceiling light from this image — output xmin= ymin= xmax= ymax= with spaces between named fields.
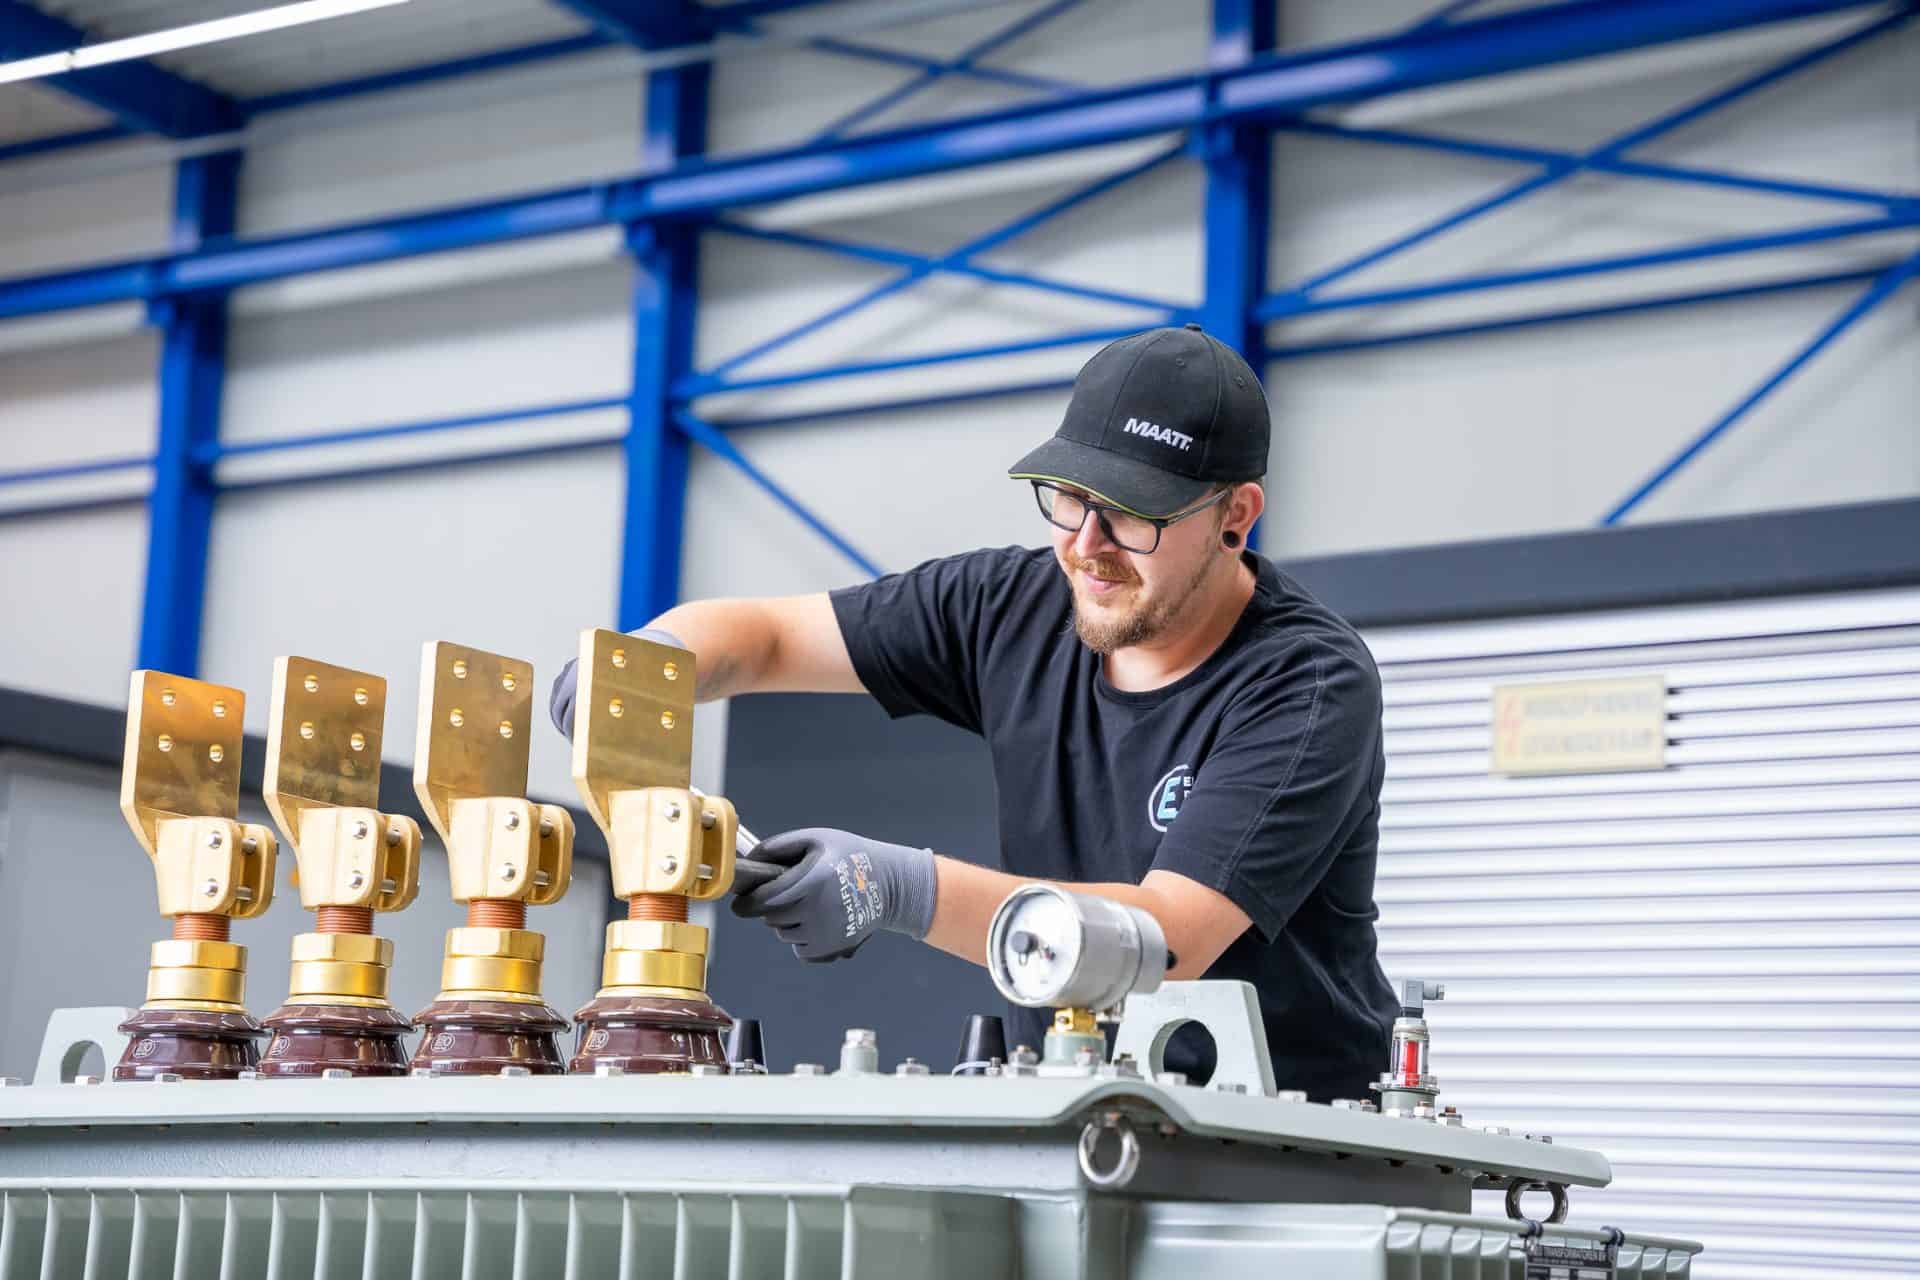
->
xmin=0 ymin=0 xmax=408 ymax=84
xmin=0 ymin=53 xmax=71 ymax=87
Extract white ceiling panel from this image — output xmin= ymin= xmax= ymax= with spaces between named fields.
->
xmin=0 ymin=81 xmax=112 ymax=147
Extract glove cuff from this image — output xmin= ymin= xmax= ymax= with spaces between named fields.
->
xmin=890 ymin=845 xmax=938 ymax=941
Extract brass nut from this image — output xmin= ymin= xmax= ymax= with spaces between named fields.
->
xmin=605 ymin=919 xmax=709 ymax=957
xmin=441 ymin=955 xmax=544 ymax=999
xmin=445 ymin=927 xmax=544 ymax=961
xmin=289 ymin=932 xmax=392 ymax=965
xmin=600 ymin=947 xmax=706 ymax=995
xmin=146 ymin=964 xmax=246 ymax=1008
xmin=149 ymin=939 xmax=245 ymax=971
xmin=1053 ymin=1007 xmax=1098 ymax=1036
xmin=288 ymin=960 xmax=391 ymax=1002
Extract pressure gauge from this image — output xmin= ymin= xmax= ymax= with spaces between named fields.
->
xmin=986 ymin=885 xmax=1169 ymax=1012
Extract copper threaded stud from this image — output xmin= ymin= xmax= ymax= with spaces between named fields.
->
xmin=315 ymin=905 xmax=374 ymax=934
xmin=628 ymin=893 xmax=688 ymax=923
xmin=468 ymin=899 xmax=526 ymax=930
xmin=173 ymin=913 xmax=231 ymax=942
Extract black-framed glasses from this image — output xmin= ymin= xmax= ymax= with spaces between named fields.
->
xmin=1031 ymin=481 xmax=1229 ymax=555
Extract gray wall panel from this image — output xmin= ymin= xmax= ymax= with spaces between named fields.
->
xmin=711 ymin=692 xmax=1001 ymax=1073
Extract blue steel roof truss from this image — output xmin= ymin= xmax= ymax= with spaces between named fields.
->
xmin=0 ymin=0 xmax=239 ymax=136
xmin=0 ymin=0 xmax=1915 ymax=610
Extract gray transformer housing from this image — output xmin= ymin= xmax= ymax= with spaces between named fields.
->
xmin=0 ymin=1017 xmax=1699 ymax=1280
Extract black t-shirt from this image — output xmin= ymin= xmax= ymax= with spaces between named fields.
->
xmin=830 ymin=545 xmax=1397 ymax=1101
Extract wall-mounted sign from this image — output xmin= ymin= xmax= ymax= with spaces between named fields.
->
xmin=1490 ymin=675 xmax=1667 ymax=776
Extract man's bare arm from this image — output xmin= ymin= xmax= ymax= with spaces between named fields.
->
xmin=921 ymin=857 xmax=1250 ymax=980
xmin=647 ymin=594 xmax=865 ymax=701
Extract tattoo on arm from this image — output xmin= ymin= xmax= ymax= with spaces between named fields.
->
xmin=697 ymin=653 xmax=743 ymax=701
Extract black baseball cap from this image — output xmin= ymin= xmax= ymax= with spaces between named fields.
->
xmin=1008 ymin=323 xmax=1270 ymax=518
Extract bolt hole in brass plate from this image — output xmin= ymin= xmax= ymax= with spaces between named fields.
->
xmin=263 ymin=657 xmax=385 ymax=843
xmin=121 ymin=671 xmax=246 ymax=856
xmin=413 ymin=642 xmax=536 ymax=844
xmin=571 ymin=628 xmax=696 ymax=834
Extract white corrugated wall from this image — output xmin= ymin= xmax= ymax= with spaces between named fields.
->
xmin=1365 ymin=586 xmax=1920 ymax=1279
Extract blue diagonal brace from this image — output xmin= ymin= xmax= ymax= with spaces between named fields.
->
xmin=0 ymin=0 xmax=237 ymax=136
xmin=808 ymin=37 xmax=1083 ymax=96
xmin=674 ymin=414 xmax=884 ymax=579
xmin=1271 ymin=6 xmax=1909 ymax=304
xmin=1601 ymin=250 xmax=1920 ymax=525
xmin=690 ymin=141 xmax=1184 ymax=390
xmin=1285 ymin=120 xmax=1918 ymax=212
xmin=1257 ymin=211 xmax=1920 ymax=321
xmin=812 ymin=0 xmax=1087 ymax=141
xmin=710 ymin=221 xmax=1186 ymax=315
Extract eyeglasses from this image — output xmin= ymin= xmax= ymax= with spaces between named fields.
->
xmin=1031 ymin=481 xmax=1230 ymax=555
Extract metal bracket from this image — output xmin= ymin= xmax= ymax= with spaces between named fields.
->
xmin=265 ymin=656 xmax=421 ymax=912
xmin=33 ymin=1007 xmax=135 ymax=1086
xmin=1506 ymin=1179 xmax=1571 ymax=1224
xmin=1109 ymin=980 xmax=1277 ymax=1098
xmin=412 ymin=641 xmax=573 ymax=905
xmin=571 ymin=628 xmax=696 ymax=830
xmin=571 ymin=628 xmax=738 ymax=899
xmin=121 ymin=670 xmax=277 ymax=919
xmin=607 ymin=786 xmax=736 ymax=899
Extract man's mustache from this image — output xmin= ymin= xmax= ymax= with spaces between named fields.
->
xmin=1066 ymin=554 xmax=1138 ymax=585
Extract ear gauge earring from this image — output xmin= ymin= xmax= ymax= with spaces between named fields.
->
xmin=1223 ymin=530 xmax=1242 ymax=549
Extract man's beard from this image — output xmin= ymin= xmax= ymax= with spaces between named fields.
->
xmin=1066 ymin=549 xmax=1217 ymax=656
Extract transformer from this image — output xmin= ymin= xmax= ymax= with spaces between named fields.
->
xmin=0 ymin=634 xmax=1703 ymax=1278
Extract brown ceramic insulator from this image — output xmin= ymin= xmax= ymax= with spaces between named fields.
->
xmin=172 ymin=913 xmax=231 ymax=942
xmin=114 ymin=1007 xmax=264 ymax=1081
xmin=628 ymin=893 xmax=688 ymax=923
xmin=467 ymin=899 xmax=526 ymax=929
xmin=569 ymin=992 xmax=731 ymax=1075
xmin=411 ymin=999 xmax=568 ymax=1075
xmin=314 ymin=905 xmax=374 ymax=934
xmin=259 ymin=1003 xmax=412 ymax=1077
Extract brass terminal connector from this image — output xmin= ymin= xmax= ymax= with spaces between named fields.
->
xmin=265 ymin=657 xmax=421 ymax=1003
xmin=258 ymin=658 xmax=423 ymax=1076
xmin=410 ymin=642 xmax=573 ymax=1074
xmin=116 ymin=671 xmax=279 ymax=1080
xmin=572 ymin=627 xmax=737 ymax=1001
xmin=569 ymin=628 xmax=737 ymax=1074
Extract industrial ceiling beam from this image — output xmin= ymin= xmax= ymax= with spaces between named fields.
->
xmin=0 ymin=0 xmax=1890 ymax=319
xmin=548 ymin=0 xmax=726 ymax=49
xmin=0 ymin=0 xmax=238 ymax=136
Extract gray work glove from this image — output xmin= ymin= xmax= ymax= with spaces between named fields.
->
xmin=731 ymin=828 xmax=937 ymax=963
xmin=548 ymin=626 xmax=685 ymax=739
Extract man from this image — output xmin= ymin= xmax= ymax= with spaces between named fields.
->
xmin=552 ymin=323 xmax=1397 ymax=1100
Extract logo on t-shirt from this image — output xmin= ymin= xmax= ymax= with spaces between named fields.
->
xmin=1147 ymin=764 xmax=1195 ymax=832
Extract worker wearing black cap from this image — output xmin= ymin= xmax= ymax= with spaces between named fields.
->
xmin=551 ymin=323 xmax=1396 ymax=1100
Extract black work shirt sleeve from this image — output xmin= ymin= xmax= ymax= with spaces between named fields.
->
xmin=1150 ymin=643 xmax=1384 ymax=942
xmin=830 ymin=548 xmax=1025 ymax=736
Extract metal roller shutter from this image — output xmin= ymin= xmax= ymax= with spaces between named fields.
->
xmin=1363 ymin=587 xmax=1920 ymax=1280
